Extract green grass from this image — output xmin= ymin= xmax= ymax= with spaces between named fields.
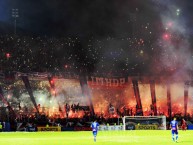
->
xmin=0 ymin=130 xmax=192 ymax=145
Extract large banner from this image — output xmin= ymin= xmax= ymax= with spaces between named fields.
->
xmin=89 ymin=76 xmax=128 ymax=87
xmin=0 ymin=71 xmax=79 ymax=80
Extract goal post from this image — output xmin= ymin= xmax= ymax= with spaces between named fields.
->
xmin=123 ymin=116 xmax=166 ymax=130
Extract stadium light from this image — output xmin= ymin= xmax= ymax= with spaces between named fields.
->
xmin=12 ymin=8 xmax=19 ymax=35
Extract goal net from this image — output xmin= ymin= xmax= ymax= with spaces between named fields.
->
xmin=123 ymin=116 xmax=166 ymax=130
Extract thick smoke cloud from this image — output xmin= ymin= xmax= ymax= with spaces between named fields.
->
xmin=151 ymin=0 xmax=193 ymax=79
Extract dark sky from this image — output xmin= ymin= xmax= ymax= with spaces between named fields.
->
xmin=0 ymin=0 xmax=161 ymax=37
xmin=0 ymin=0 xmax=192 ymax=37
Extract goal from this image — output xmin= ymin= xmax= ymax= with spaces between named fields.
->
xmin=122 ymin=116 xmax=166 ymax=130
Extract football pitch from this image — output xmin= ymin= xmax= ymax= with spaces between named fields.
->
xmin=0 ymin=130 xmax=192 ymax=145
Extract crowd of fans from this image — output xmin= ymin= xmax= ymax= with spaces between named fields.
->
xmin=0 ymin=34 xmax=168 ymax=76
xmin=2 ymin=108 xmax=192 ymax=131
xmin=1 ymin=100 xmax=191 ymax=130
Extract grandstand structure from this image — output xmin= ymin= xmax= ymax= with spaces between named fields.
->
xmin=0 ymin=70 xmax=193 ymax=122
xmin=0 ymin=34 xmax=193 ymax=123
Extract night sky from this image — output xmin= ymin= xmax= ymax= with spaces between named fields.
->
xmin=0 ymin=0 xmax=192 ymax=37
xmin=0 ymin=0 xmax=193 ymax=75
xmin=1 ymin=0 xmax=135 ymax=36
xmin=0 ymin=0 xmax=190 ymax=37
